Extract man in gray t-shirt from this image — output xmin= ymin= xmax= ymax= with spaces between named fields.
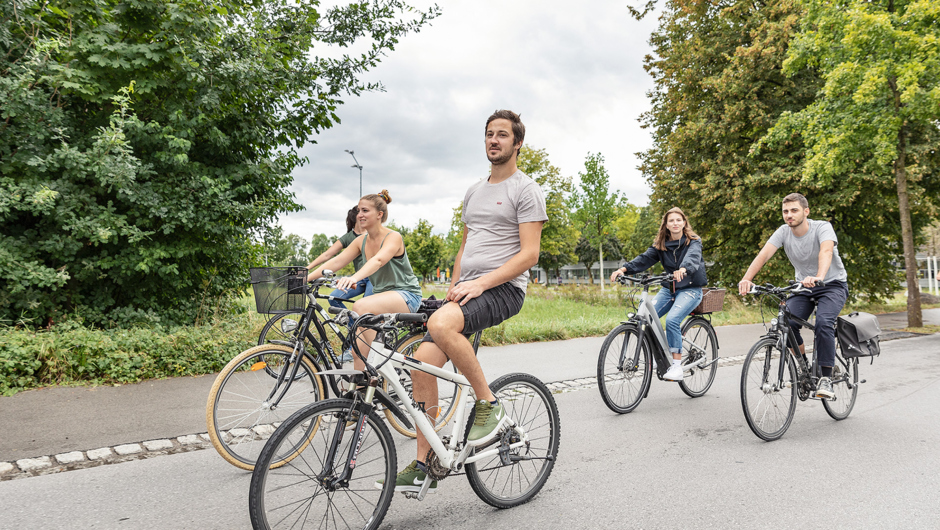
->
xmin=738 ymin=193 xmax=849 ymax=400
xmin=388 ymin=110 xmax=547 ymax=494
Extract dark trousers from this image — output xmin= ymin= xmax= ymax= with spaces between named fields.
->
xmin=786 ymin=280 xmax=848 ymax=368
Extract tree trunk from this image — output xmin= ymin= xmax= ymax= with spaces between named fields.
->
xmin=584 ymin=261 xmax=594 ymax=284
xmin=895 ymin=127 xmax=923 ymax=327
xmin=599 ymin=244 xmax=604 ymax=291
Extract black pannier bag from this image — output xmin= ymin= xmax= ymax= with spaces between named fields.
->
xmin=836 ymin=311 xmax=881 ymax=359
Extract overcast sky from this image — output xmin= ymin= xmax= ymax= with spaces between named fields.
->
xmin=280 ymin=1 xmax=660 ymax=240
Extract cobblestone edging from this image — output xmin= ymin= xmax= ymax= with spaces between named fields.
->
xmin=0 ymin=352 xmax=810 ymax=482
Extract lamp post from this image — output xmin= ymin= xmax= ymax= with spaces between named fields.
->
xmin=344 ymin=149 xmax=363 ymax=198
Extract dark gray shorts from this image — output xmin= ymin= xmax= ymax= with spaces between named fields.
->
xmin=421 ymin=282 xmax=525 ymax=343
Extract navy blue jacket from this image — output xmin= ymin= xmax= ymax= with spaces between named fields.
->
xmin=621 ymin=236 xmax=707 ymax=291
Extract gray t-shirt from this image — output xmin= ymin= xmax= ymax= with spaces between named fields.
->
xmin=459 ymin=170 xmax=548 ymax=293
xmin=767 ymin=219 xmax=847 ymax=283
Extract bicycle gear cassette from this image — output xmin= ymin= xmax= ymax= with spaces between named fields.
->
xmin=424 ymin=449 xmax=451 ymax=481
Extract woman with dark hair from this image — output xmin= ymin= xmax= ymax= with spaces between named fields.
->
xmin=610 ymin=207 xmax=707 ymax=381
xmin=308 ymin=190 xmax=422 ymax=369
xmin=304 ymin=205 xmax=374 ymax=308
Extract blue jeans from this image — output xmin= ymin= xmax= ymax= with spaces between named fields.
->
xmin=328 ymin=278 xmax=373 ymax=308
xmin=652 ymin=287 xmax=704 ymax=354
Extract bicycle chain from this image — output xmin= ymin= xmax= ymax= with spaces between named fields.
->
xmin=424 ymin=447 xmax=452 ymax=481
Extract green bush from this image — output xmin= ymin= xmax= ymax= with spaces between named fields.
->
xmin=0 ymin=318 xmax=259 ymax=396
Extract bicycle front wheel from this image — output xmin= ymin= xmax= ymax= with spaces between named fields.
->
xmin=465 ymin=373 xmax=560 ymax=509
xmin=822 ymin=342 xmax=859 ymax=420
xmin=678 ymin=318 xmax=718 ymax=398
xmin=596 ymin=324 xmax=651 ymax=414
xmin=206 ymin=344 xmax=325 ymax=470
xmin=740 ymin=337 xmax=797 ymax=441
xmin=383 ymin=332 xmax=464 ymax=438
xmin=249 ymin=399 xmax=397 ymax=530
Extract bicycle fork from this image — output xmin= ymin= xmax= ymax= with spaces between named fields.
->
xmin=320 ymin=380 xmax=379 ymax=491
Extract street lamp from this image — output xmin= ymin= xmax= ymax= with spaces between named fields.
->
xmin=344 ymin=149 xmax=363 ymax=198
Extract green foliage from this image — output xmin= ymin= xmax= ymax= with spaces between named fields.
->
xmin=620 ymin=205 xmax=661 ymax=266
xmin=570 ymin=152 xmax=623 ymax=281
xmin=261 ymin=226 xmax=310 ymax=266
xmin=308 ymin=233 xmax=333 ymax=262
xmin=759 ymin=0 xmax=940 ymax=322
xmin=0 ymin=0 xmax=439 ymax=327
xmin=0 ymin=317 xmax=258 ymax=396
xmin=517 ymin=146 xmax=579 ymax=276
xmin=402 ymin=219 xmax=444 ymax=281
xmin=442 ymin=203 xmax=463 ymax=270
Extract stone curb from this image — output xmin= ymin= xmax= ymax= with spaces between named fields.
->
xmin=0 ymin=330 xmax=917 ymax=482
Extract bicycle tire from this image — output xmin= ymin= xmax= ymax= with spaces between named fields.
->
xmin=249 ymin=399 xmax=397 ymax=530
xmin=822 ymin=342 xmax=859 ymax=420
xmin=678 ymin=318 xmax=719 ymax=398
xmin=383 ymin=332 xmax=464 ymax=438
xmin=740 ymin=337 xmax=797 ymax=441
xmin=596 ymin=324 xmax=651 ymax=414
xmin=465 ymin=373 xmax=560 ymax=509
xmin=206 ymin=344 xmax=326 ymax=470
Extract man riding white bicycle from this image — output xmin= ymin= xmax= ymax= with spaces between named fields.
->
xmin=738 ymin=192 xmax=849 ymax=399
xmin=381 ymin=109 xmax=547 ymax=494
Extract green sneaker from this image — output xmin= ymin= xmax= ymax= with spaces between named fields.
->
xmin=374 ymin=460 xmax=437 ymax=493
xmin=467 ymin=399 xmax=507 ymax=446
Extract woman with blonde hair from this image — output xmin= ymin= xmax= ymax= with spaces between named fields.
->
xmin=610 ymin=207 xmax=707 ymax=381
xmin=308 ymin=190 xmax=422 ymax=367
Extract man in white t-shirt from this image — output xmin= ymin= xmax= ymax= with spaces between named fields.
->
xmin=377 ymin=110 xmax=547 ymax=494
xmin=738 ymin=193 xmax=849 ymax=399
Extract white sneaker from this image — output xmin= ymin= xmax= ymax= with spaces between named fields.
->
xmin=663 ymin=362 xmax=684 ymax=381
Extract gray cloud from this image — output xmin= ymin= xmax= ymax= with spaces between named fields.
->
xmin=281 ymin=1 xmax=659 ymax=241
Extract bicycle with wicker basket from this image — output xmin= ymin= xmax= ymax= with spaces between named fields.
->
xmin=205 ymin=267 xmax=463 ymax=471
xmin=597 ymin=273 xmax=724 ymax=413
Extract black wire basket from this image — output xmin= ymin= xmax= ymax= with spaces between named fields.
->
xmin=249 ymin=267 xmax=308 ymax=314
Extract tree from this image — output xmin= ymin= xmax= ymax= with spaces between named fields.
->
xmin=401 ymin=219 xmax=444 ymax=283
xmin=759 ymin=0 xmax=940 ymax=326
xmin=575 ymin=234 xmax=622 ymax=284
xmin=571 ymin=153 xmax=623 ymax=288
xmin=308 ymin=234 xmax=333 ymax=262
xmin=621 ymin=205 xmax=661 ymax=265
xmin=516 ymin=146 xmax=578 ymax=281
xmin=636 ymin=0 xmax=932 ymax=300
xmin=0 ymin=0 xmax=439 ymax=326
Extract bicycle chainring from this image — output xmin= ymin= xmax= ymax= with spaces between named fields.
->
xmin=424 ymin=449 xmax=451 ymax=481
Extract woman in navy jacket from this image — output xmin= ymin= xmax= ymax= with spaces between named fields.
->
xmin=610 ymin=207 xmax=706 ymax=382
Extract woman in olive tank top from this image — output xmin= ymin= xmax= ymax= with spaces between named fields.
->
xmin=308 ymin=190 xmax=422 ymax=369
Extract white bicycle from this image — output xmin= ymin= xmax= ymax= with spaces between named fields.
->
xmin=248 ymin=308 xmax=561 ymax=530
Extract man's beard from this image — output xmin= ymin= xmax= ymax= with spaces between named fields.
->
xmin=487 ymin=148 xmax=514 ymax=166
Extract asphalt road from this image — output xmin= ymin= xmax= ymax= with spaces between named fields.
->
xmin=1 ymin=333 xmax=938 ymax=529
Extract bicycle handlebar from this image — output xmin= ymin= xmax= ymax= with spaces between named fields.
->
xmin=618 ymin=272 xmax=674 ymax=286
xmin=747 ymin=280 xmax=824 ymax=297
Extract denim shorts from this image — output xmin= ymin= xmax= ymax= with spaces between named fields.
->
xmin=395 ymin=290 xmax=422 ymax=313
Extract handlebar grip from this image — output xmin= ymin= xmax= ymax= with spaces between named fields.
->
xmin=814 ymin=280 xmax=825 ymax=287
xmin=397 ymin=313 xmax=428 ymax=323
xmin=328 ymin=306 xmax=343 ymax=314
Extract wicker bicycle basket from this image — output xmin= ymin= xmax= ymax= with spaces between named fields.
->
xmin=694 ymin=287 xmax=726 ymax=314
xmin=249 ymin=267 xmax=308 ymax=314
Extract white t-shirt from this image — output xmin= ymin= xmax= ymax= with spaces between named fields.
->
xmin=459 ymin=170 xmax=548 ymax=293
xmin=767 ymin=219 xmax=848 ymax=283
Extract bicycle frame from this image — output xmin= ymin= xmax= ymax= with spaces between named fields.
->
xmin=756 ymin=289 xmax=823 ymax=400
xmin=325 ymin=333 xmax=531 ymax=499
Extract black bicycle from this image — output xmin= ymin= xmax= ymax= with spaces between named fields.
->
xmin=740 ymin=281 xmax=862 ymax=441
xmin=206 ymin=268 xmax=457 ymax=469
xmin=597 ymin=273 xmax=720 ymax=414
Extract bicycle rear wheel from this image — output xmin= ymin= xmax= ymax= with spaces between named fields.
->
xmin=465 ymin=373 xmax=560 ymax=509
xmin=678 ymin=318 xmax=718 ymax=398
xmin=822 ymin=342 xmax=859 ymax=420
xmin=206 ymin=344 xmax=325 ymax=470
xmin=740 ymin=337 xmax=797 ymax=441
xmin=383 ymin=332 xmax=464 ymax=438
xmin=249 ymin=399 xmax=396 ymax=530
xmin=596 ymin=324 xmax=651 ymax=414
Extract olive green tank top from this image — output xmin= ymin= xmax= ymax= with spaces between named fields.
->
xmin=360 ymin=232 xmax=422 ymax=296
